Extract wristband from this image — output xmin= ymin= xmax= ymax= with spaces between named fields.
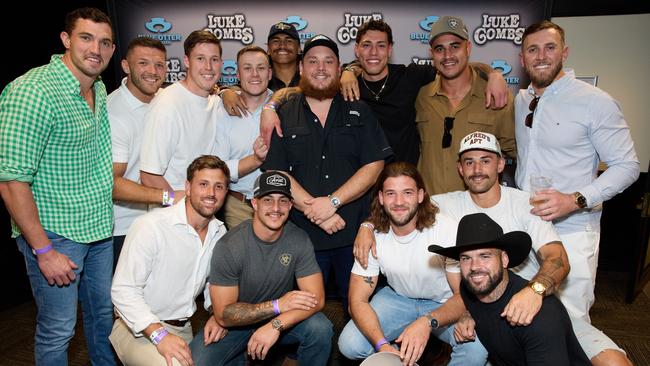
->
xmin=272 ymin=299 xmax=281 ymax=315
xmin=32 ymin=243 xmax=53 ymax=256
xmin=149 ymin=326 xmax=169 ymax=346
xmin=263 ymin=101 xmax=278 ymax=112
xmin=360 ymin=222 xmax=374 ymax=231
xmin=374 ymin=338 xmax=389 ymax=352
xmin=162 ymin=190 xmax=175 ymax=207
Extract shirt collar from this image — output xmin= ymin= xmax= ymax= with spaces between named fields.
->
xmin=118 ymin=77 xmax=148 ymax=111
xmin=51 ymin=54 xmax=101 ymax=96
xmin=428 ymin=67 xmax=482 ymax=99
xmin=527 ymin=68 xmax=575 ymax=97
xmin=168 ymin=197 xmax=225 ymax=238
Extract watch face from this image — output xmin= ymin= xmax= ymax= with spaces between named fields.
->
xmin=430 ymin=318 xmax=438 ymax=329
xmin=531 ymin=282 xmax=546 ymax=294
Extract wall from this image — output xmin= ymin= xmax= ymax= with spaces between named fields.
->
xmin=553 ymin=14 xmax=650 ymax=172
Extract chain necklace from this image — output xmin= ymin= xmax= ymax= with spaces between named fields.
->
xmin=361 ymin=71 xmax=389 ymax=101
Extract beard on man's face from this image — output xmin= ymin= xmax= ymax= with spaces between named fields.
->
xmin=299 ymin=75 xmax=340 ymax=100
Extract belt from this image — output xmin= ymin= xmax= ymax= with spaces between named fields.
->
xmin=163 ymin=319 xmax=190 ymax=327
xmin=228 ymin=190 xmax=252 ymax=206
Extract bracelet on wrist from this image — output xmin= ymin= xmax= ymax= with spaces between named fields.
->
xmin=32 ymin=243 xmax=53 ymax=256
xmin=272 ymin=299 xmax=281 ymax=315
xmin=374 ymin=337 xmax=389 ymax=352
xmin=360 ymin=222 xmax=375 ymax=231
xmin=263 ymin=101 xmax=278 ymax=112
xmin=162 ymin=190 xmax=175 ymax=207
xmin=149 ymin=326 xmax=169 ymax=346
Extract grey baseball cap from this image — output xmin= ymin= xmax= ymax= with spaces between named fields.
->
xmin=429 ymin=16 xmax=469 ymax=44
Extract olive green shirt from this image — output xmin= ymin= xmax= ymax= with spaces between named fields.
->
xmin=415 ymin=68 xmax=516 ymax=195
xmin=0 ymin=55 xmax=113 ymax=243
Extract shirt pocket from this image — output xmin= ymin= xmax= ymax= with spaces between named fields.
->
xmin=467 ymin=112 xmax=496 ymax=135
xmin=332 ymin=113 xmax=363 ymax=157
xmin=283 ymin=126 xmax=311 ymax=167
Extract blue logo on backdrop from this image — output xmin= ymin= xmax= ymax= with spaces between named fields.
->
xmin=411 ymin=16 xmax=439 ymax=44
xmin=220 ymin=60 xmax=239 ymax=85
xmin=490 ymin=59 xmax=519 ymax=85
xmin=141 ymin=17 xmax=181 ymax=45
xmin=282 ymin=15 xmax=314 ymax=42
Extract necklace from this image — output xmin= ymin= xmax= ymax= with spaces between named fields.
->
xmin=361 ymin=71 xmax=389 ymax=101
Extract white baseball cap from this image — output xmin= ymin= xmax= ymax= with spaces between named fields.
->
xmin=458 ymin=131 xmax=501 ymax=156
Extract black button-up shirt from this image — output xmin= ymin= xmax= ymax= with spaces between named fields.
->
xmin=262 ymin=93 xmax=392 ymax=250
xmin=268 ymin=70 xmax=300 ymax=92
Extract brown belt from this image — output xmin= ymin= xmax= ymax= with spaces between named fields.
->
xmin=228 ymin=190 xmax=252 ymax=206
xmin=163 ymin=319 xmax=190 ymax=327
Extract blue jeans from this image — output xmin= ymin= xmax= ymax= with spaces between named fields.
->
xmin=315 ymin=245 xmax=354 ymax=312
xmin=17 ymin=231 xmax=115 ymax=366
xmin=338 ymin=286 xmax=487 ymax=366
xmin=190 ymin=312 xmax=333 ymax=366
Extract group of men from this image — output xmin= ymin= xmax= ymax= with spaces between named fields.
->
xmin=0 ymin=6 xmax=640 ymax=366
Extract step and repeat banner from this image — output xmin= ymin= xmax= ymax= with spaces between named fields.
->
xmin=110 ymin=0 xmax=549 ymax=90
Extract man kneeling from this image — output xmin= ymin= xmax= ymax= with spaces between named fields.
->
xmin=190 ymin=171 xmax=333 ymax=365
xmin=429 ymin=213 xmax=591 ymax=365
xmin=338 ymin=162 xmax=488 ymax=366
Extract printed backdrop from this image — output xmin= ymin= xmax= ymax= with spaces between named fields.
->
xmin=110 ymin=0 xmax=549 ymax=90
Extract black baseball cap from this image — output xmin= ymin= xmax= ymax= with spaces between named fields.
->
xmin=302 ymin=34 xmax=339 ymax=59
xmin=268 ymin=22 xmax=299 ymax=41
xmin=253 ymin=171 xmax=293 ymax=199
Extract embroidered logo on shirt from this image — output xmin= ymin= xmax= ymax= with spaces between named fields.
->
xmin=279 ymin=253 xmax=292 ymax=266
xmin=349 ymin=110 xmax=360 ymax=117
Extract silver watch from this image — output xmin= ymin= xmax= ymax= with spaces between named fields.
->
xmin=328 ymin=195 xmax=341 ymax=208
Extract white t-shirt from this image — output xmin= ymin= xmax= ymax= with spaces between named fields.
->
xmin=140 ymin=82 xmax=220 ymax=190
xmin=352 ymin=212 xmax=459 ymax=302
xmin=431 ymin=187 xmax=561 ymax=280
xmin=108 ymin=78 xmax=149 ymax=236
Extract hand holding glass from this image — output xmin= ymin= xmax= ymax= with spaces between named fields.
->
xmin=529 ymin=176 xmax=553 ymax=207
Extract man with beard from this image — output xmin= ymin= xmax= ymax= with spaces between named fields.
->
xmin=355 ymin=132 xmax=632 ymax=365
xmin=0 ymin=8 xmax=116 ymax=365
xmin=140 ymin=30 xmax=223 ymax=197
xmin=190 ymin=171 xmax=333 ymax=365
xmin=429 ymin=213 xmax=591 ymax=366
xmin=110 ymin=155 xmax=230 ymax=366
xmin=339 ymin=19 xmax=509 ymax=165
xmin=215 ymin=45 xmax=272 ymax=230
xmin=415 ymin=16 xmax=516 ymax=195
xmin=262 ymin=34 xmax=392 ymax=312
xmin=515 ymin=20 xmax=639 ymax=324
xmin=109 ymin=37 xmax=184 ymax=268
xmin=338 ymin=162 xmax=488 ymax=366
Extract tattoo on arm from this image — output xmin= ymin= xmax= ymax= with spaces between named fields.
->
xmin=364 ymin=276 xmax=375 ymax=288
xmin=222 ymin=300 xmax=275 ymax=326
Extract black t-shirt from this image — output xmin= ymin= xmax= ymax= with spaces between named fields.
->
xmin=268 ymin=69 xmax=300 ymax=91
xmin=461 ymin=271 xmax=591 ymax=366
xmin=262 ymin=93 xmax=393 ymax=250
xmin=357 ymin=63 xmax=437 ymax=165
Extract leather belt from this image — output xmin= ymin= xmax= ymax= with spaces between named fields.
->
xmin=163 ymin=319 xmax=190 ymax=327
xmin=228 ymin=190 xmax=252 ymax=206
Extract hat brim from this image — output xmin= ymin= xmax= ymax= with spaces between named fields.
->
xmin=268 ymin=30 xmax=299 ymax=41
xmin=428 ymin=231 xmax=531 ymax=268
xmin=254 ymin=189 xmax=293 ymax=200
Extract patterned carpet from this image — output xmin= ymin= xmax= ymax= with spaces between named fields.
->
xmin=0 ymin=270 xmax=648 ymax=365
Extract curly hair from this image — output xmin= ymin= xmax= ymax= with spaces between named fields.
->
xmin=368 ymin=162 xmax=439 ymax=233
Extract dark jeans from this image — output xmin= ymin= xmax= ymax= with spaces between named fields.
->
xmin=315 ymin=245 xmax=354 ymax=313
xmin=190 ymin=312 xmax=333 ymax=366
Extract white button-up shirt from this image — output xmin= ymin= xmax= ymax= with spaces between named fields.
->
xmin=112 ymin=198 xmax=226 ymax=334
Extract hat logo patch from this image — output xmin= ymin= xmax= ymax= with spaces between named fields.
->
xmin=266 ymin=174 xmax=287 ymax=187
xmin=275 ymin=22 xmax=291 ymax=30
xmin=448 ymin=18 xmax=459 ymax=29
xmin=279 ymin=253 xmax=292 ymax=266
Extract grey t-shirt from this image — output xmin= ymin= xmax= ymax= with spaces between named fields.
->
xmin=209 ymin=219 xmax=321 ymax=303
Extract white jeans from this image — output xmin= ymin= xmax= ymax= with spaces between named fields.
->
xmin=557 ymin=230 xmax=600 ymax=323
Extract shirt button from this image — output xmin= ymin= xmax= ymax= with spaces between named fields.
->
xmin=325 ymin=175 xmax=329 ymax=179
xmin=322 ymin=155 xmax=326 ymax=159
xmin=314 ymin=119 xmax=318 ymax=123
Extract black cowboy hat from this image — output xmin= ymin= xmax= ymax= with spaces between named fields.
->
xmin=428 ymin=213 xmax=531 ymax=268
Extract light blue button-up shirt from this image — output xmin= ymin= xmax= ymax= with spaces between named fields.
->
xmin=214 ymin=90 xmax=272 ymax=199
xmin=515 ymin=69 xmax=639 ymax=234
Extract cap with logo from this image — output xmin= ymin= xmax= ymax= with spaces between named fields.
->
xmin=429 ymin=16 xmax=469 ymax=44
xmin=268 ymin=22 xmax=300 ymax=41
xmin=253 ymin=171 xmax=293 ymax=199
xmin=458 ymin=131 xmax=501 ymax=157
xmin=302 ymin=34 xmax=339 ymax=59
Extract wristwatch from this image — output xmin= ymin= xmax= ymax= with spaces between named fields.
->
xmin=328 ymin=195 xmax=341 ymax=209
xmin=529 ymin=281 xmax=547 ymax=296
xmin=271 ymin=318 xmax=284 ymax=332
xmin=424 ymin=313 xmax=439 ymax=329
xmin=573 ymin=192 xmax=587 ymax=209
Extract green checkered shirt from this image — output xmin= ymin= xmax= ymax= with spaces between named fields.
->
xmin=0 ymin=55 xmax=113 ymax=243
